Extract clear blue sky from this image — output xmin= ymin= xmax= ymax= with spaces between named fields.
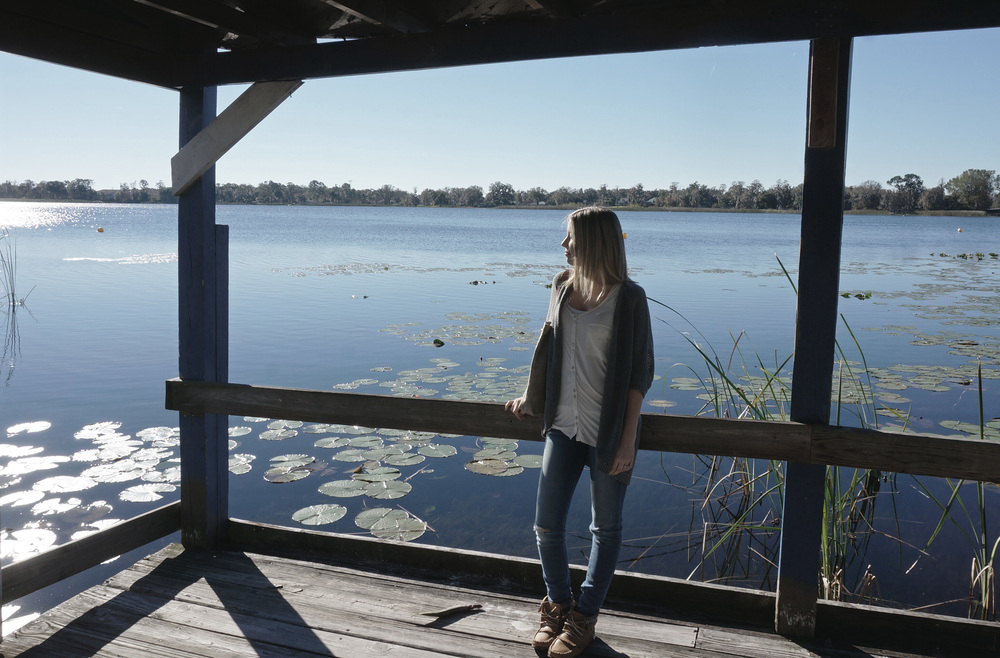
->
xmin=1 ymin=28 xmax=997 ymax=193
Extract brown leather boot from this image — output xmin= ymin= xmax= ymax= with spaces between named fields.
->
xmin=531 ymin=597 xmax=573 ymax=650
xmin=548 ymin=610 xmax=597 ymax=658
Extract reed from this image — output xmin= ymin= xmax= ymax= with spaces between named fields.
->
xmin=649 ymin=256 xmax=910 ymax=606
xmin=1 ymin=228 xmax=32 ymax=384
xmin=910 ymin=359 xmax=997 ymax=620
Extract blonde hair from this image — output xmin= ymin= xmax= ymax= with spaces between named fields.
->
xmin=566 ymin=207 xmax=628 ymax=301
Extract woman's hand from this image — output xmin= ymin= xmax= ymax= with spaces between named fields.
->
xmin=609 ymin=432 xmax=636 ymax=475
xmin=505 ymin=396 xmax=527 ymax=420
xmin=610 ymin=389 xmax=644 ymax=475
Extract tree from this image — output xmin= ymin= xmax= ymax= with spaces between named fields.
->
xmin=486 ymin=181 xmax=515 ymax=206
xmin=306 ymin=180 xmax=328 ymax=204
xmin=458 ymin=185 xmax=484 ymax=206
xmin=945 ymin=169 xmax=998 ymax=211
xmin=886 ymin=173 xmax=924 ymax=213
xmin=849 ymin=180 xmax=884 ymax=210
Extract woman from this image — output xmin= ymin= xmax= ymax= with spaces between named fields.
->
xmin=506 ymin=207 xmax=654 ymax=658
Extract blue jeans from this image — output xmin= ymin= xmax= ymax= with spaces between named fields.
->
xmin=534 ymin=429 xmax=628 ymax=617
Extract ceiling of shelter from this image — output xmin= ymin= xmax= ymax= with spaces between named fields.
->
xmin=2 ymin=1 xmax=999 ymax=89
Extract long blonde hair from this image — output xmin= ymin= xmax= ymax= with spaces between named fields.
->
xmin=566 ymin=207 xmax=628 ymax=301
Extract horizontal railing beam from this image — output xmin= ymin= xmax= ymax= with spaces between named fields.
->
xmin=2 ymin=501 xmax=181 ymax=602
xmin=166 ymin=379 xmax=1000 ymax=483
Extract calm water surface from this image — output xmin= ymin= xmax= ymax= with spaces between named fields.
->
xmin=2 ymin=202 xmax=998 ymax=624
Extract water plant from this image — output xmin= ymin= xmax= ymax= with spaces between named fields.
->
xmin=648 ymin=256 xmax=913 ymax=607
xmin=909 ymin=359 xmax=998 ymax=621
xmin=1 ymin=229 xmax=34 ymax=384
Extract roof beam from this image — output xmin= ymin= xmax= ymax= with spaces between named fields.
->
xmin=172 ymin=80 xmax=304 ymax=195
xmin=171 ymin=1 xmax=1000 ymax=87
xmin=132 ymin=0 xmax=316 ymax=46
xmin=0 ymin=9 xmax=177 ymax=87
xmin=321 ymin=0 xmax=430 ymax=34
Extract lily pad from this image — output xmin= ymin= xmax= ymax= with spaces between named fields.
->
xmin=228 ymin=454 xmax=255 ymax=475
xmin=514 ymin=454 xmax=543 ymax=469
xmin=314 ymin=436 xmax=351 ymax=449
xmin=363 ymin=480 xmax=412 ymax=500
xmin=465 ymin=459 xmax=520 ymax=476
xmin=370 ymin=516 xmax=426 ymax=542
xmin=1 ymin=456 xmax=70 ymax=476
xmin=474 ymin=447 xmax=517 ymax=461
xmin=268 ymin=420 xmax=303 ymax=430
xmin=119 ymin=483 xmax=176 ymax=503
xmin=332 ymin=448 xmax=370 ymax=463
xmin=302 ymin=424 xmax=334 ymax=434
xmin=352 ymin=466 xmax=402 ymax=483
xmin=6 ymin=421 xmax=51 ymax=436
xmin=355 ymin=507 xmax=407 ymax=529
xmin=384 ymin=453 xmax=426 ymax=467
xmin=32 ymin=476 xmax=98 ymax=493
xmin=81 ymin=460 xmax=145 ymax=483
xmin=228 ymin=426 xmax=252 ymax=437
xmin=270 ymin=454 xmax=314 ymax=468
xmin=418 ymin=444 xmax=457 ymax=458
xmin=74 ymin=421 xmax=123 ymax=440
xmin=31 ymin=497 xmax=83 ymax=516
xmin=319 ymin=479 xmax=368 ymax=498
xmin=260 ymin=429 xmax=298 ymax=441
xmin=292 ymin=504 xmax=347 ymax=526
xmin=263 ymin=468 xmax=311 ymax=483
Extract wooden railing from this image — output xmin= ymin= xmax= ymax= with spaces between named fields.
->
xmin=5 ymin=378 xmax=997 ymax=606
xmin=1 ymin=501 xmax=180 ymax=601
xmin=166 ymin=379 xmax=1000 ymax=483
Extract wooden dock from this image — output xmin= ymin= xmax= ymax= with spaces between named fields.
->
xmin=2 ymin=539 xmax=938 ymax=658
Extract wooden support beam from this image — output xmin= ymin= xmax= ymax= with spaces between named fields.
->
xmin=322 ymin=0 xmax=430 ymax=34
xmin=177 ymin=85 xmax=229 ymax=549
xmin=171 ymin=3 xmax=1000 ymax=87
xmin=776 ymin=37 xmax=853 ymax=639
xmin=164 ymin=381 xmax=1000 ymax=483
xmin=1 ymin=502 xmax=180 ymax=602
xmin=171 ymin=80 xmax=303 ymax=196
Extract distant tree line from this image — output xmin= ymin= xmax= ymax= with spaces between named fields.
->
xmin=2 ymin=169 xmax=998 ymax=212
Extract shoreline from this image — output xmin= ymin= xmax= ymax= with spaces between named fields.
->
xmin=0 ymin=197 xmax=993 ymax=217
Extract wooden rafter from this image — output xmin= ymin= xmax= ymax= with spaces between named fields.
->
xmin=132 ymin=0 xmax=317 ymax=47
xmin=321 ymin=0 xmax=430 ymax=34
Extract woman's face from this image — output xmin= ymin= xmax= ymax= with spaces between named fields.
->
xmin=561 ymin=227 xmax=575 ymax=265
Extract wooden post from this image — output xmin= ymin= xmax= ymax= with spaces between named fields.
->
xmin=177 ymin=85 xmax=229 ymax=548
xmin=775 ymin=37 xmax=853 ymax=638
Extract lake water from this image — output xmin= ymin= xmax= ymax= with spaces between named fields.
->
xmin=2 ymin=202 xmax=999 ymax=625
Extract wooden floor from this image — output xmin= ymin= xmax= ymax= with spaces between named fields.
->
xmin=1 ymin=543 xmax=937 ymax=657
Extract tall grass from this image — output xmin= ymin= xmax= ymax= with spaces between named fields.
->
xmin=1 ymin=228 xmax=32 ymax=384
xmin=648 ymin=256 xmax=910 ymax=607
xmin=909 ymin=359 xmax=997 ymax=620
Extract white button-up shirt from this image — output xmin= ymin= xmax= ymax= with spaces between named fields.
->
xmin=552 ymin=285 xmax=621 ymax=446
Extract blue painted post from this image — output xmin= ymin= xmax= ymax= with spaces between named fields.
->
xmin=177 ymin=85 xmax=229 ymax=548
xmin=775 ymin=37 xmax=853 ymax=638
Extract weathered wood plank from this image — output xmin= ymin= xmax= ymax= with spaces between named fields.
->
xmin=1 ymin=501 xmax=180 ymax=602
xmin=177 ymin=85 xmax=229 ymax=550
xmin=815 ymin=599 xmax=1000 ymax=657
xmin=171 ymin=80 xmax=303 ymax=195
xmin=811 ymin=425 xmax=1000 ymax=482
xmin=4 ymin=542 xmax=980 ymax=657
xmin=225 ymin=519 xmax=778 ymax=629
xmin=107 ymin=541 xmax=700 ymax=651
xmin=173 ymin=3 xmax=1000 ymax=87
xmin=165 ymin=380 xmax=1000 ymax=482
xmin=776 ymin=36 xmax=854 ymax=639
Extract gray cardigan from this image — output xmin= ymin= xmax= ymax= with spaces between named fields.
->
xmin=539 ymin=270 xmax=655 ymax=484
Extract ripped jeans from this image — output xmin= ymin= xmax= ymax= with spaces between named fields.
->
xmin=534 ymin=429 xmax=628 ymax=617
